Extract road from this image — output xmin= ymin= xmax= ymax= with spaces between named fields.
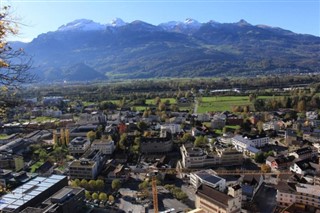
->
xmin=194 ymin=97 xmax=198 ymax=114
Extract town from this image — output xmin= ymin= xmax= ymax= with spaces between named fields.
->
xmin=0 ymin=79 xmax=320 ymax=213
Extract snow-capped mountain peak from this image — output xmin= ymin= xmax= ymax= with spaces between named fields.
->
xmin=58 ymin=19 xmax=106 ymax=31
xmin=184 ymin=18 xmax=200 ymax=26
xmin=159 ymin=18 xmax=201 ymax=32
xmin=108 ymin=18 xmax=126 ymax=27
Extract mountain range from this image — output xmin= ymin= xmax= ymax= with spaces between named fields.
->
xmin=13 ymin=18 xmax=320 ymax=82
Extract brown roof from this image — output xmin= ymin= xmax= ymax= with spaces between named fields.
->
xmin=243 ymin=174 xmax=261 ymax=185
xmin=196 ymin=184 xmax=231 ymax=208
xmin=275 ymin=181 xmax=296 ymax=193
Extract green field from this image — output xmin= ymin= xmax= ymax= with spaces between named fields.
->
xmin=198 ymin=96 xmax=251 ymax=113
xmin=0 ymin=134 xmax=9 ymax=139
xmin=197 ymin=96 xmax=282 ymax=113
xmin=145 ymin=98 xmax=177 ymax=105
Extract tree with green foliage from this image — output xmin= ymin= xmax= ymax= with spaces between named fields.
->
xmin=194 ymin=136 xmax=206 ymax=147
xmin=180 ymin=133 xmax=193 ymax=144
xmin=92 ymin=192 xmax=99 ymax=200
xmin=50 ymin=146 xmax=68 ymax=162
xmin=139 ymin=180 xmax=149 ymax=190
xmin=108 ymin=195 xmax=115 ymax=202
xmin=111 ymin=179 xmax=121 ymax=191
xmin=74 ymin=179 xmax=81 ymax=186
xmin=80 ymin=179 xmax=88 ymax=189
xmin=118 ymin=133 xmax=127 ymax=151
xmin=88 ymin=180 xmax=97 ymax=191
xmin=87 ymin=131 xmax=96 ymax=142
xmin=38 ymin=149 xmax=48 ymax=162
xmin=255 ymin=152 xmax=266 ymax=163
xmin=96 ymin=179 xmax=105 ymax=191
xmin=175 ymin=191 xmax=188 ymax=201
xmin=99 ymin=192 xmax=108 ymax=201
xmin=137 ymin=121 xmax=148 ymax=131
xmin=85 ymin=190 xmax=91 ymax=200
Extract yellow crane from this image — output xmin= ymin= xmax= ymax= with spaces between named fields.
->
xmin=152 ymin=176 xmax=159 ymax=213
xmin=148 ymin=167 xmax=292 ymax=213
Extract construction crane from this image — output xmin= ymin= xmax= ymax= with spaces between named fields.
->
xmin=152 ymin=176 xmax=159 ymax=213
xmin=148 ymin=167 xmax=293 ymax=213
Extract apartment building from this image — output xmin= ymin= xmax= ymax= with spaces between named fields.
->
xmin=91 ymin=139 xmax=115 ymax=155
xmin=276 ymin=181 xmax=320 ymax=209
xmin=190 ymin=170 xmax=226 ymax=192
xmin=195 ymin=184 xmax=242 ymax=213
xmin=68 ymin=137 xmax=90 ymax=155
xmin=69 ymin=150 xmax=105 ymax=179
xmin=180 ymin=144 xmax=243 ymax=168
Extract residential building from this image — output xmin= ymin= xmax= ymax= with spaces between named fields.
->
xmin=289 ymin=158 xmax=319 ymax=176
xmin=160 ymin=124 xmax=182 ymax=134
xmin=69 ymin=150 xmax=105 ymax=179
xmin=0 ymin=154 xmax=24 ymax=171
xmin=226 ymin=116 xmax=243 ymax=126
xmin=289 ymin=146 xmax=318 ymax=160
xmin=77 ymin=112 xmax=106 ymax=125
xmin=181 ymin=145 xmax=215 ymax=168
xmin=57 ymin=125 xmax=99 ymax=138
xmin=0 ymin=175 xmax=68 ymax=213
xmin=190 ymin=170 xmax=226 ymax=192
xmin=196 ymin=113 xmax=210 ymax=122
xmin=91 ymin=139 xmax=115 ymax=155
xmin=263 ymin=121 xmax=281 ymax=131
xmin=68 ymin=137 xmax=90 ymax=155
xmin=211 ymin=113 xmax=226 ymax=129
xmin=232 ymin=134 xmax=269 ymax=148
xmin=241 ymin=175 xmax=263 ymax=201
xmin=266 ymin=155 xmax=295 ymax=171
xmin=140 ymin=132 xmax=172 ymax=154
xmin=180 ymin=144 xmax=242 ymax=168
xmin=101 ymin=163 xmax=130 ymax=182
xmin=285 ymin=129 xmax=298 ymax=146
xmin=303 ymin=130 xmax=320 ymax=143
xmin=217 ymin=148 xmax=243 ymax=166
xmin=42 ymin=109 xmax=62 ymax=118
xmin=276 ymin=181 xmax=320 ymax=209
xmin=232 ymin=135 xmax=267 ymax=156
xmin=69 ymin=160 xmax=97 ymax=180
xmin=42 ymin=96 xmax=63 ymax=106
xmin=195 ymin=184 xmax=242 ymax=213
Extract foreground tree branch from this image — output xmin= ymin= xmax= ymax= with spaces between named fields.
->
xmin=0 ymin=5 xmax=33 ymax=88
xmin=0 ymin=5 xmax=33 ymax=121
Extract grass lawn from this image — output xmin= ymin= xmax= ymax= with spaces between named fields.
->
xmin=31 ymin=161 xmax=44 ymax=173
xmin=133 ymin=106 xmax=148 ymax=111
xmin=197 ymin=95 xmax=284 ymax=113
xmin=32 ymin=116 xmax=57 ymax=123
xmin=225 ymin=125 xmax=241 ymax=130
xmin=198 ymin=96 xmax=251 ymax=113
xmin=82 ymin=101 xmax=96 ymax=107
xmin=145 ymin=98 xmax=177 ymax=105
xmin=0 ymin=134 xmax=9 ymax=139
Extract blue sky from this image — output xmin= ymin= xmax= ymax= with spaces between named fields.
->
xmin=2 ymin=0 xmax=320 ymax=42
